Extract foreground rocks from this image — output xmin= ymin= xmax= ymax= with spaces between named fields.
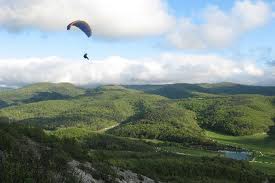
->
xmin=68 ymin=160 xmax=158 ymax=183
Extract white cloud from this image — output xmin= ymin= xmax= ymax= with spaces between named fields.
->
xmin=243 ymin=63 xmax=264 ymax=76
xmin=0 ymin=54 xmax=272 ymax=87
xmin=167 ymin=0 xmax=273 ymax=49
xmin=0 ymin=0 xmax=174 ymax=38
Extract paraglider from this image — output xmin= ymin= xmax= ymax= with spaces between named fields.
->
xmin=83 ymin=53 xmax=89 ymax=60
xmin=67 ymin=20 xmax=92 ymax=61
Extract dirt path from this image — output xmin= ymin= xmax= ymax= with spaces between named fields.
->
xmin=98 ymin=123 xmax=119 ymax=133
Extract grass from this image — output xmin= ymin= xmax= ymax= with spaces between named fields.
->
xmin=49 ymin=126 xmax=275 ymax=177
xmin=250 ymin=162 xmax=275 ymax=176
xmin=88 ymin=150 xmax=266 ymax=183
xmin=206 ymin=131 xmax=275 ymax=153
xmin=47 ymin=120 xmax=119 ymax=138
xmin=47 ymin=126 xmax=96 ymax=139
xmin=155 ymin=142 xmax=222 ymax=157
xmin=206 ymin=130 xmax=275 ymax=176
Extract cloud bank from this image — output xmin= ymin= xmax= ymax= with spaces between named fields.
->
xmin=0 ymin=0 xmax=174 ymax=38
xmin=0 ymin=0 xmax=273 ymax=49
xmin=0 ymin=55 xmax=273 ymax=87
xmin=167 ymin=0 xmax=273 ymax=49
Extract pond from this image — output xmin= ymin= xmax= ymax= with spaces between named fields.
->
xmin=219 ymin=150 xmax=252 ymax=161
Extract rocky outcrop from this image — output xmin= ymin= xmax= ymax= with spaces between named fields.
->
xmin=68 ymin=160 xmax=158 ymax=183
xmin=115 ymin=168 xmax=156 ymax=183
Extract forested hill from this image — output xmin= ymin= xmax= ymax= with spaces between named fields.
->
xmin=125 ymin=82 xmax=275 ymax=99
xmin=0 ymin=82 xmax=86 ymax=107
xmin=0 ymin=87 xmax=12 ymax=91
xmin=1 ymin=82 xmax=275 ymax=103
xmin=0 ymin=82 xmax=275 ymax=182
xmin=0 ymin=82 xmax=274 ymax=137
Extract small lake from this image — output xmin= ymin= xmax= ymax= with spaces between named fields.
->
xmin=219 ymin=150 xmax=252 ymax=161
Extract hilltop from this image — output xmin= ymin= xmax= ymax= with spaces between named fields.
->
xmin=125 ymin=82 xmax=275 ymax=99
xmin=0 ymin=82 xmax=86 ymax=107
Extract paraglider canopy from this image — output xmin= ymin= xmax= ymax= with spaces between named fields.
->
xmin=67 ymin=20 xmax=92 ymax=37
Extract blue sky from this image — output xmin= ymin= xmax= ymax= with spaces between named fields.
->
xmin=0 ymin=0 xmax=274 ymax=86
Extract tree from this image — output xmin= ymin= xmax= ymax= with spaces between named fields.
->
xmin=267 ymin=126 xmax=275 ymax=138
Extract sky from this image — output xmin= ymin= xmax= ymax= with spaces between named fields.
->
xmin=0 ymin=0 xmax=275 ymax=87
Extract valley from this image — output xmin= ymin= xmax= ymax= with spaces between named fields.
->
xmin=0 ymin=82 xmax=274 ymax=182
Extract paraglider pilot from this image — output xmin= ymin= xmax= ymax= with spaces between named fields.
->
xmin=83 ymin=53 xmax=89 ymax=60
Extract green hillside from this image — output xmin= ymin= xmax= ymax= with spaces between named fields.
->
xmin=1 ymin=84 xmax=274 ymax=137
xmin=126 ymin=82 xmax=275 ymax=99
xmin=0 ymin=85 xmax=207 ymax=144
xmin=0 ymin=82 xmax=86 ymax=107
xmin=0 ymin=87 xmax=13 ymax=92
xmin=0 ymin=121 xmax=270 ymax=183
xmin=0 ymin=85 xmax=165 ymax=130
xmin=1 ymin=83 xmax=275 ymax=182
xmin=109 ymin=101 xmax=205 ymax=143
xmin=178 ymin=95 xmax=275 ymax=135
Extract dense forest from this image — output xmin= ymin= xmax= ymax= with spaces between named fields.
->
xmin=0 ymin=83 xmax=275 ymax=182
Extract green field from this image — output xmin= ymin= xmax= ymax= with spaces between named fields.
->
xmin=206 ymin=131 xmax=275 ymax=175
xmin=206 ymin=131 xmax=275 ymax=153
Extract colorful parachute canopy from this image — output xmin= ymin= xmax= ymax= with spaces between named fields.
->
xmin=67 ymin=20 xmax=92 ymax=37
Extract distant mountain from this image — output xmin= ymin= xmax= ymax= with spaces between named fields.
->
xmin=125 ymin=82 xmax=275 ymax=99
xmin=0 ymin=87 xmax=13 ymax=92
xmin=0 ymin=85 xmax=167 ymax=131
xmin=0 ymin=83 xmax=86 ymax=107
xmin=0 ymin=82 xmax=274 ymax=136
